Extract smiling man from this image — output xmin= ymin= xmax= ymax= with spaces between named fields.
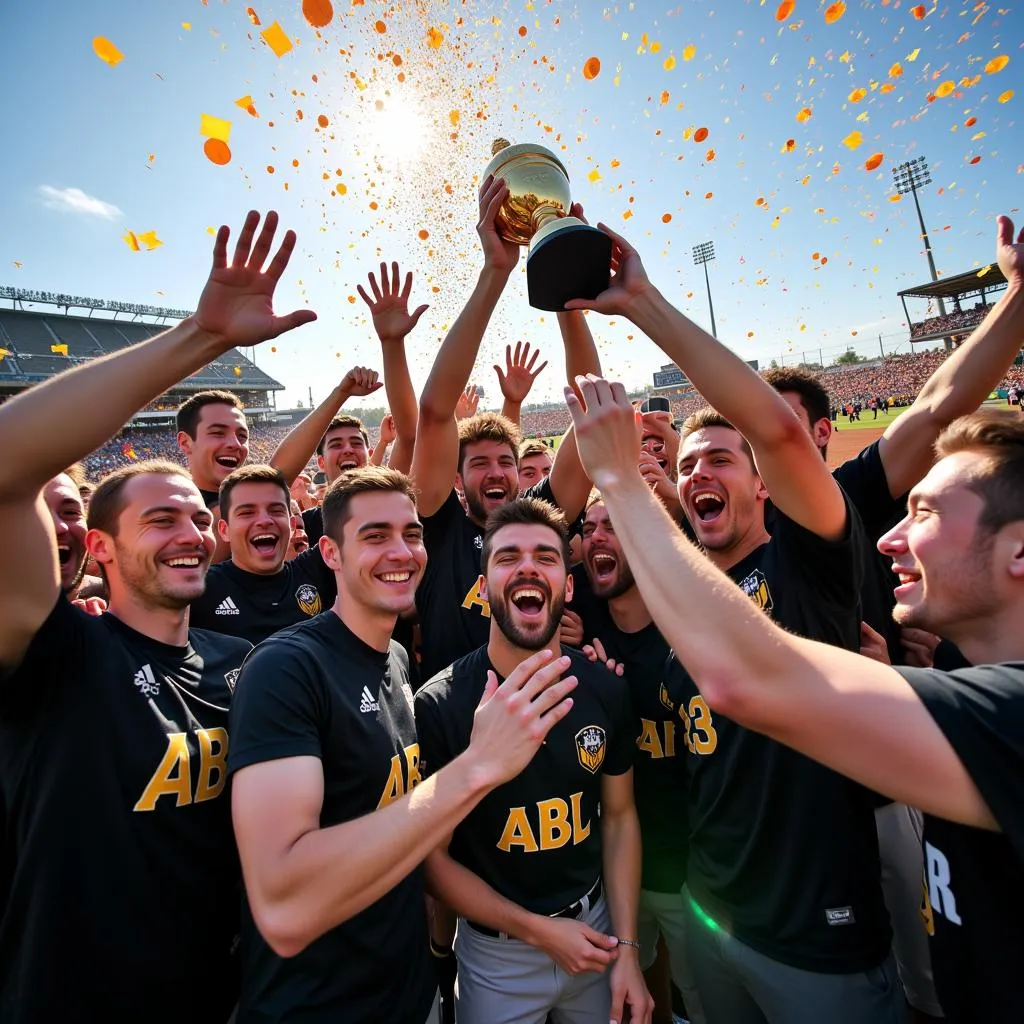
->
xmin=42 ymin=472 xmax=89 ymax=596
xmin=0 ymin=209 xmax=315 ymax=1023
xmin=415 ymin=498 xmax=652 ymax=1024
xmin=177 ymin=389 xmax=251 ymax=508
xmin=188 ymin=464 xmax=336 ymax=645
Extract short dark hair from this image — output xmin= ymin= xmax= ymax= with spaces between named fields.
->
xmin=585 ymin=488 xmax=605 ymax=513
xmin=87 ymin=460 xmax=194 ymax=538
xmin=519 ymin=439 xmax=552 ymax=461
xmin=64 ymin=462 xmax=87 ymax=487
xmin=317 ymin=415 xmax=369 ymax=456
xmin=762 ymin=367 xmax=830 ymax=426
xmin=935 ymin=410 xmax=1024 ymax=536
xmin=680 ymin=408 xmax=755 ymax=470
xmin=218 ymin=464 xmax=289 ymax=520
xmin=458 ymin=413 xmax=520 ymax=475
xmin=482 ymin=497 xmax=570 ymax=570
xmin=176 ymin=390 xmax=244 ymax=438
xmin=320 ymin=465 xmax=418 ymax=543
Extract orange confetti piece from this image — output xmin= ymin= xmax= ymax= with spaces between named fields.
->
xmin=583 ymin=56 xmax=601 ymax=80
xmin=267 ymin=165 xmax=275 ymax=174
xmin=842 ymin=130 xmax=864 ymax=150
xmin=910 ymin=4 xmax=926 ymax=18
xmin=92 ymin=37 xmax=124 ymax=66
xmin=235 ymin=95 xmax=259 ymax=117
xmin=449 ymin=110 xmax=460 ymax=125
xmin=663 ymin=55 xmax=677 ymax=71
xmin=796 ymin=107 xmax=813 ymax=123
xmin=418 ymin=229 xmax=429 ymax=240
xmin=374 ymin=19 xmax=386 ymax=33
xmin=518 ymin=25 xmax=527 ymax=37
xmin=964 ymin=116 xmax=977 ymax=127
xmin=889 ymin=63 xmax=903 ymax=78
xmin=935 ymin=81 xmax=956 ymax=98
xmin=261 ymin=21 xmax=293 ymax=58
xmin=704 ymin=192 xmax=713 ymax=199
xmin=889 ymin=194 xmax=902 ymax=203
xmin=848 ymin=88 xmax=867 ymax=103
xmin=864 ymin=152 xmax=884 ymax=171
xmin=693 ymin=127 xmax=709 ymax=142
xmin=426 ymin=26 xmax=444 ymax=49
xmin=233 ymin=367 xmax=242 ymax=377
xmin=302 ymin=0 xmax=333 ymax=28
xmin=824 ymin=2 xmax=846 ymax=23
xmin=783 ymin=138 xmax=796 ymax=152
xmin=811 ymin=251 xmax=820 ymax=260
xmin=706 ymin=149 xmax=716 ymax=161
xmin=998 ymin=89 xmax=1015 ymax=103
xmin=246 ymin=7 xmax=261 ymax=25
xmin=776 ymin=0 xmax=795 ymax=21
xmin=662 ymin=213 xmax=672 ymax=223
xmin=335 ymin=183 xmax=347 ymax=195
xmin=270 ymin=347 xmax=277 ymax=353
xmin=317 ymin=114 xmax=329 ymax=127
xmin=985 ymin=55 xmax=1009 ymax=75
xmin=969 ymin=155 xmax=982 ymax=165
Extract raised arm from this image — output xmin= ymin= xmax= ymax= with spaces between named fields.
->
xmin=411 ymin=175 xmax=519 ymax=516
xmin=566 ymin=226 xmax=846 ymax=541
xmin=496 ymin=341 xmax=548 ymax=427
xmin=270 ymin=366 xmax=382 ymax=484
xmin=876 ymin=215 xmax=1024 ymax=498
xmin=564 ymin=375 xmax=995 ymax=832
xmin=358 ymin=261 xmax=427 ymax=475
xmin=0 ymin=210 xmax=314 ymax=670
xmin=370 ymin=414 xmax=396 ymax=467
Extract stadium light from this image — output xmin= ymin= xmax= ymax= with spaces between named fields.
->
xmin=692 ymin=241 xmax=717 ymax=339
xmin=891 ymin=156 xmax=948 ymax=325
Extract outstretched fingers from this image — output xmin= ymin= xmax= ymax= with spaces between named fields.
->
xmin=230 ymin=210 xmax=261 ymax=267
xmin=248 ymin=211 xmax=281 ymax=273
xmin=264 ymin=227 xmax=298 ymax=283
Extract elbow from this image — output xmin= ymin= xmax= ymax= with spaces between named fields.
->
xmin=250 ymin=896 xmax=317 ymax=959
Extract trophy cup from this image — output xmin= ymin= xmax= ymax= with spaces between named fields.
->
xmin=485 ymin=138 xmax=611 ymax=312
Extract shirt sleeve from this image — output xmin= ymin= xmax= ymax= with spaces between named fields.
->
xmin=413 ymin=682 xmax=455 ymax=780
xmin=227 ymin=639 xmax=326 ymax=774
xmin=897 ymin=663 xmax=1024 ymax=862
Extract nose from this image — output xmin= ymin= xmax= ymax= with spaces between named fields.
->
xmin=877 ymin=513 xmax=910 ymax=558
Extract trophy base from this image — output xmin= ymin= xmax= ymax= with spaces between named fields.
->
xmin=526 ymin=220 xmax=612 ymax=312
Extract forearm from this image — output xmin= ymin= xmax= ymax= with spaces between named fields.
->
xmin=369 ymin=441 xmax=388 ymax=467
xmin=271 ymin=384 xmax=350 ymax=484
xmin=380 ymin=338 xmax=418 ymax=447
xmin=250 ymin=752 xmax=495 ymax=956
xmin=558 ymin=310 xmax=601 ymax=394
xmin=0 ymin=318 xmax=223 ymax=498
xmin=601 ymin=806 xmax=642 ymax=939
xmin=420 ymin=267 xmax=510 ymax=418
xmin=501 ymin=398 xmax=522 ymax=428
xmin=425 ymin=848 xmax=539 ymax=941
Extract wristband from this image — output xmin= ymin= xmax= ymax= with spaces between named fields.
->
xmin=616 ymin=937 xmax=641 ymax=951
xmin=429 ymin=937 xmax=454 ymax=959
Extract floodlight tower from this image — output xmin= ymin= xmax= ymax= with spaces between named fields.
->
xmin=693 ymin=241 xmax=717 ymax=339
xmin=892 ymin=156 xmax=950 ymax=343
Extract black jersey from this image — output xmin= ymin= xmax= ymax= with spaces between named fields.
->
xmin=670 ymin=500 xmax=892 ymax=973
xmin=189 ymin=547 xmax=337 ymax=646
xmin=0 ymin=597 xmax=250 ymax=1024
xmin=199 ymin=486 xmax=221 ymax=512
xmin=415 ymin=645 xmax=634 ymax=914
xmin=416 ymin=479 xmax=560 ymax=681
xmin=574 ymin=598 xmax=688 ymax=895
xmin=302 ymin=504 xmax=324 ymax=547
xmin=897 ymin=662 xmax=1024 ymax=1023
xmin=227 ymin=612 xmax=434 ymax=1024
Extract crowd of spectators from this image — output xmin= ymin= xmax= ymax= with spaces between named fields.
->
xmin=909 ymin=302 xmax=994 ymax=339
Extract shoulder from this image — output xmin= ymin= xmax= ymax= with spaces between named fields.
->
xmin=564 ymin=646 xmax=628 ymax=699
xmin=188 ymin=627 xmax=252 ymax=667
xmin=417 ymin=648 xmax=486 ymax=706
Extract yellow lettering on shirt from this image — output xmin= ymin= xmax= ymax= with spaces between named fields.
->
xmin=497 ymin=793 xmax=591 ymax=853
xmin=461 ymin=576 xmax=491 ymax=618
xmin=134 ymin=733 xmax=192 ymax=811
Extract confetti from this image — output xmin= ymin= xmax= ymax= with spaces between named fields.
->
xmin=842 ymin=130 xmax=863 ymax=149
xmin=796 ymin=107 xmax=813 ymax=123
xmin=776 ymin=0 xmax=795 ymax=22
xmin=663 ymin=55 xmax=677 ymax=71
xmin=889 ymin=63 xmax=903 ymax=78
xmin=998 ymin=90 xmax=1014 ymax=103
xmin=204 ymin=138 xmax=232 ymax=165
xmin=50 ymin=344 xmax=69 ymax=356
xmin=910 ymin=5 xmax=927 ymax=18
xmin=704 ymin=192 xmax=713 ymax=199
xmin=123 ymin=231 xmax=140 ymax=252
xmin=864 ymin=153 xmax=884 ymax=171
xmin=182 ymin=22 xmax=191 ymax=30
xmin=426 ymin=26 xmax=444 ymax=49
xmin=246 ymin=7 xmax=261 ymax=25
xmin=969 ymin=155 xmax=982 ymax=165
xmin=261 ymin=21 xmax=293 ymax=58
xmin=200 ymin=113 xmax=232 ymax=143
xmin=418 ymin=229 xmax=429 ymax=239
xmin=683 ymin=44 xmax=697 ymax=61
xmin=848 ymin=88 xmax=867 ymax=103
xmin=92 ymin=37 xmax=124 ymax=66
xmin=233 ymin=366 xmax=242 ymax=376
xmin=318 ymin=114 xmax=329 ymax=127
xmin=662 ymin=213 xmax=672 ymax=223
xmin=706 ymin=149 xmax=716 ymax=161
xmin=588 ymin=168 xmax=602 ymax=183
xmin=136 ymin=231 xmax=163 ymax=250
xmin=235 ymin=95 xmax=259 ymax=117
xmin=782 ymin=138 xmax=796 ymax=152
xmin=935 ymin=81 xmax=956 ymax=98
xmin=302 ymin=0 xmax=333 ymax=29
xmin=374 ymin=20 xmax=387 ymax=33
xmin=583 ymin=56 xmax=601 ymax=80
xmin=984 ymin=55 xmax=1009 ymax=75
xmin=824 ymin=2 xmax=846 ymax=24
xmin=693 ymin=127 xmax=709 ymax=143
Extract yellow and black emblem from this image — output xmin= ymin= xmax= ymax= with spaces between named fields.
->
xmin=295 ymin=583 xmax=322 ymax=617
xmin=575 ymin=725 xmax=607 ymax=775
xmin=659 ymin=683 xmax=674 ymax=711
xmin=737 ymin=568 xmax=773 ymax=615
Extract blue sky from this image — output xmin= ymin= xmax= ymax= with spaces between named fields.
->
xmin=1 ymin=0 xmax=1020 ymax=410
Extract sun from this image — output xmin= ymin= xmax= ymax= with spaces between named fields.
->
xmin=363 ymin=94 xmax=432 ymax=168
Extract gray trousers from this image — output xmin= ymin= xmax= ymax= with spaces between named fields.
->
xmin=454 ymin=895 xmax=612 ymax=1024
xmin=682 ymin=889 xmax=907 ymax=1024
xmin=638 ymin=888 xmax=707 ymax=1024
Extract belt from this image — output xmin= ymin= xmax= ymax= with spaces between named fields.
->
xmin=465 ymin=877 xmax=603 ymax=939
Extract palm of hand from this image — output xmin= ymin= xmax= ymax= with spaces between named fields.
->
xmin=501 ymin=367 xmax=534 ymax=402
xmin=195 ymin=268 xmax=277 ymax=345
xmin=372 ymin=297 xmax=414 ymax=340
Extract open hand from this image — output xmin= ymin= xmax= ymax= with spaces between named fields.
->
xmin=495 ymin=341 xmax=548 ymax=404
xmin=564 ymin=375 xmax=643 ymax=491
xmin=996 ymin=215 xmax=1024 ymax=287
xmin=455 ymin=384 xmax=480 ymax=421
xmin=193 ymin=210 xmax=317 ymax=348
xmin=357 ymin=261 xmax=428 ymax=342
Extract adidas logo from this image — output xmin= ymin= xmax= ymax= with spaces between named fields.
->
xmin=215 ymin=597 xmax=241 ymax=616
xmin=359 ymin=685 xmax=381 ymax=714
xmin=133 ymin=664 xmax=160 ymax=697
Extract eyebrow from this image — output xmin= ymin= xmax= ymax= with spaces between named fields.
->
xmin=680 ymin=446 xmax=736 ymax=462
xmin=493 ymin=543 xmax=562 ymax=556
xmin=356 ymin=521 xmax=423 ymax=534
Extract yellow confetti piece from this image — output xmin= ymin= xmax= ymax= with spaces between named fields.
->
xmin=796 ymin=107 xmax=813 ymax=123
xmin=935 ymin=81 xmax=956 ymax=98
xmin=93 ymin=37 xmax=124 ymax=68
xmin=977 ymin=265 xmax=992 ymax=277
xmin=426 ymin=26 xmax=445 ymax=49
xmin=663 ymin=55 xmax=677 ymax=71
xmin=233 ymin=366 xmax=242 ymax=376
xmin=848 ymin=88 xmax=867 ymax=103
xmin=182 ymin=22 xmax=191 ymax=30
xmin=260 ymin=21 xmax=293 ymax=58
xmin=588 ymin=168 xmax=602 ymax=183
xmin=206 ymin=226 xmax=216 ymax=234
xmin=984 ymin=54 xmax=1009 ymax=75
xmin=906 ymin=48 xmax=920 ymax=62
xmin=998 ymin=89 xmax=1015 ymax=103
xmin=842 ymin=130 xmax=863 ymax=149
xmin=136 ymin=231 xmax=164 ymax=250
xmin=235 ymin=95 xmax=259 ymax=117
xmin=0 ymin=348 xmax=10 ymax=359
xmin=123 ymin=230 xmax=140 ymax=252
xmin=683 ymin=44 xmax=697 ymax=61
xmin=51 ymin=344 xmax=69 ymax=356
xmin=200 ymin=113 xmax=232 ymax=143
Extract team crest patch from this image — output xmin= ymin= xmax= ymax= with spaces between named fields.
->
xmin=473 ymin=534 xmax=483 ymax=550
xmin=737 ymin=568 xmax=773 ymax=615
xmin=224 ymin=668 xmax=240 ymax=693
xmin=295 ymin=583 xmax=322 ymax=617
xmin=575 ymin=725 xmax=607 ymax=775
xmin=659 ymin=683 xmax=674 ymax=711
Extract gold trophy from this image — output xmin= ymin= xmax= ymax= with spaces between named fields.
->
xmin=485 ymin=138 xmax=611 ymax=311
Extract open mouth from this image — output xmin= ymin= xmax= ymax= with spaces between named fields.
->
xmin=589 ymin=550 xmax=617 ymax=583
xmin=250 ymin=533 xmax=279 ymax=554
xmin=215 ymin=455 xmax=241 ymax=470
xmin=483 ymin=486 xmax=507 ymax=503
xmin=378 ymin=570 xmax=414 ymax=585
xmin=510 ymin=585 xmax=546 ymax=618
xmin=893 ymin=566 xmax=921 ymax=593
xmin=338 ymin=459 xmax=359 ymax=472
xmin=163 ymin=555 xmax=203 ymax=570
xmin=57 ymin=544 xmax=72 ymax=566
xmin=691 ymin=490 xmax=726 ymax=523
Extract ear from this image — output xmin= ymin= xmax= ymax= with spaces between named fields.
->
xmin=317 ymin=454 xmax=326 ymax=473
xmin=1003 ymin=524 xmax=1024 ymax=581
xmin=754 ymin=475 xmax=770 ymax=502
xmin=455 ymin=471 xmax=465 ymax=493
xmin=814 ymin=417 xmax=833 ymax=453
xmin=85 ymin=528 xmax=115 ymax=569
xmin=319 ymin=533 xmax=342 ymax=573
xmin=176 ymin=431 xmax=193 ymax=457
xmin=477 ymin=573 xmax=488 ymax=602
xmin=564 ymin=571 xmax=575 ymax=603
xmin=217 ymin=518 xmax=231 ymax=543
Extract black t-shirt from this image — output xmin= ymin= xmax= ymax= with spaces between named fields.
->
xmin=897 ymin=662 xmax=1024 ymax=1023
xmin=227 ymin=612 xmax=434 ymax=1024
xmin=670 ymin=500 xmax=892 ymax=972
xmin=190 ymin=548 xmax=337 ymax=646
xmin=200 ymin=486 xmax=221 ymax=510
xmin=833 ymin=439 xmax=906 ymax=662
xmin=302 ymin=504 xmax=324 ymax=547
xmin=570 ymin=593 xmax=688 ymax=894
xmin=416 ymin=478 xmax=559 ymax=681
xmin=415 ymin=645 xmax=634 ymax=914
xmin=0 ymin=598 xmax=250 ymax=1023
